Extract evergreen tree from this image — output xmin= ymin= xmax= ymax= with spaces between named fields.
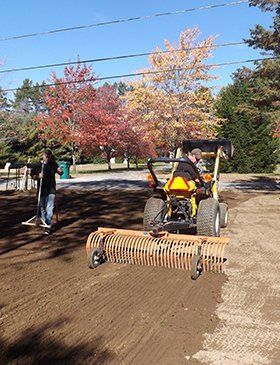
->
xmin=217 ymin=0 xmax=280 ymax=173
xmin=13 ymin=79 xmax=45 ymax=113
xmin=246 ymin=0 xmax=280 ymax=133
xmin=247 ymin=0 xmax=280 ymax=54
xmin=0 ymin=88 xmax=9 ymax=111
xmin=216 ymin=70 xmax=278 ymax=173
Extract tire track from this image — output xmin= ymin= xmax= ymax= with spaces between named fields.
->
xmin=194 ymin=193 xmax=280 ymax=365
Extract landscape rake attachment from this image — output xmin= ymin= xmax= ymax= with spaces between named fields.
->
xmin=86 ymin=228 xmax=229 ymax=280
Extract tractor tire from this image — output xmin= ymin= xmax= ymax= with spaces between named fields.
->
xmin=143 ymin=197 xmax=165 ymax=231
xmin=219 ymin=202 xmax=228 ymax=228
xmin=196 ymin=198 xmax=220 ymax=237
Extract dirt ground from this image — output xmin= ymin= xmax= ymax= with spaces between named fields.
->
xmin=0 ymin=186 xmax=279 ymax=365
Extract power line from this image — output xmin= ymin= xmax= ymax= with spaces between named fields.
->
xmin=0 ymin=41 xmax=246 ymax=74
xmin=0 ymin=1 xmax=248 ymax=42
xmin=2 ymin=56 xmax=277 ymax=93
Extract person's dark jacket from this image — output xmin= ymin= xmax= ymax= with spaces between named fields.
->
xmin=31 ymin=161 xmax=59 ymax=195
xmin=173 ymin=158 xmax=201 ymax=181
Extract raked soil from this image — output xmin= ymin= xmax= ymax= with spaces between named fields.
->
xmin=0 ymin=188 xmax=279 ymax=364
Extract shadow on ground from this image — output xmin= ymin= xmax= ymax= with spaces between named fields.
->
xmin=57 ymin=178 xmax=147 ymax=190
xmin=76 ymin=166 xmax=145 ymax=174
xmin=226 ymin=176 xmax=279 ymax=192
xmin=0 ymin=319 xmax=114 ymax=365
xmin=0 ymin=189 xmax=152 ymax=263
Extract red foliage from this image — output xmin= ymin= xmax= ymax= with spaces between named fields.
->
xmin=36 ymin=63 xmax=156 ymax=167
xmin=36 ymin=63 xmax=96 ymax=149
xmin=119 ymin=108 xmax=156 ymax=163
xmin=81 ymin=84 xmax=123 ymax=161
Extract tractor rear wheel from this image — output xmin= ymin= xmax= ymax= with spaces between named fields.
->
xmin=219 ymin=202 xmax=228 ymax=228
xmin=143 ymin=197 xmax=165 ymax=231
xmin=196 ymin=198 xmax=220 ymax=237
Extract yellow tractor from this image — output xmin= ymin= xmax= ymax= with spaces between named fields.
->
xmin=144 ymin=139 xmax=232 ymax=236
xmin=86 ymin=139 xmax=233 ymax=280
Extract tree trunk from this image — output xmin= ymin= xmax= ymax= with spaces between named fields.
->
xmin=135 ymin=157 xmax=139 ymax=169
xmin=107 ymin=153 xmax=112 ymax=170
xmin=71 ymin=145 xmax=76 ymax=172
xmin=20 ymin=166 xmax=28 ymax=191
xmin=127 ymin=157 xmax=130 ymax=170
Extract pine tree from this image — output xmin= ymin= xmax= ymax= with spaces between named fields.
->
xmin=246 ymin=0 xmax=280 ymax=134
xmin=13 ymin=79 xmax=45 ymax=113
xmin=247 ymin=0 xmax=280 ymax=54
xmin=217 ymin=0 xmax=279 ymax=173
xmin=216 ymin=69 xmax=278 ymax=173
xmin=0 ymin=88 xmax=9 ymax=111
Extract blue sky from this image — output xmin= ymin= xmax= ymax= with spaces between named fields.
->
xmin=0 ymin=0 xmax=273 ymax=96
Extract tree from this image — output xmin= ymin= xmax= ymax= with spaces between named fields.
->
xmin=125 ymin=27 xmax=218 ymax=152
xmin=36 ymin=64 xmax=96 ymax=169
xmin=0 ymin=88 xmax=9 ymax=111
xmin=81 ymin=84 xmax=123 ymax=170
xmin=0 ymin=112 xmax=44 ymax=166
xmin=114 ymin=81 xmax=133 ymax=96
xmin=13 ymin=79 xmax=45 ymax=113
xmin=119 ymin=108 xmax=155 ymax=169
xmin=246 ymin=0 xmax=280 ymax=135
xmin=216 ymin=70 xmax=278 ymax=173
xmin=247 ymin=0 xmax=280 ymax=54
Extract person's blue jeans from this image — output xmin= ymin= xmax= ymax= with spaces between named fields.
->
xmin=40 ymin=194 xmax=55 ymax=226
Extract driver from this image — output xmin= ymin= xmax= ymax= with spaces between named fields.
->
xmin=173 ymin=148 xmax=203 ymax=183
xmin=189 ymin=148 xmax=203 ymax=174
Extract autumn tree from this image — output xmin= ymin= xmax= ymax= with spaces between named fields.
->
xmin=125 ymin=27 xmax=218 ymax=152
xmin=36 ymin=64 xmax=96 ymax=169
xmin=80 ymin=84 xmax=123 ymax=170
xmin=119 ymin=108 xmax=155 ymax=169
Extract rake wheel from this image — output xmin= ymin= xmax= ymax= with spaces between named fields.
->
xmin=88 ymin=248 xmax=104 ymax=269
xmin=190 ymin=254 xmax=203 ymax=280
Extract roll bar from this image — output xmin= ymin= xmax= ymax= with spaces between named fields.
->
xmin=147 ymin=157 xmax=203 ymax=189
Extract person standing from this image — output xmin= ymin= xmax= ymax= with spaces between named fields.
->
xmin=31 ymin=149 xmax=63 ymax=234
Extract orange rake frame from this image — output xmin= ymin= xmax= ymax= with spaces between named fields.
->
xmin=86 ymin=228 xmax=229 ymax=279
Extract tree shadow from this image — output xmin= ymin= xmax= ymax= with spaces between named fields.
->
xmin=0 ymin=189 xmax=152 ymax=265
xmin=226 ymin=176 xmax=279 ymax=192
xmin=0 ymin=320 xmax=114 ymax=365
xmin=57 ymin=178 xmax=148 ymax=190
xmin=77 ymin=166 xmax=146 ymax=174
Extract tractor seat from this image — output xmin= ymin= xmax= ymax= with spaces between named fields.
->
xmin=173 ymin=158 xmax=204 ymax=186
xmin=164 ymin=176 xmax=197 ymax=198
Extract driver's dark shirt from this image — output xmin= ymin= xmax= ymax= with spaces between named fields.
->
xmin=173 ymin=158 xmax=200 ymax=181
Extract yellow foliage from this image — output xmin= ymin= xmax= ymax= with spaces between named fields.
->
xmin=124 ymin=27 xmax=220 ymax=151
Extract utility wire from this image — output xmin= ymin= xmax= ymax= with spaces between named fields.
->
xmin=0 ymin=1 xmax=248 ymax=42
xmin=2 ymin=56 xmax=277 ymax=93
xmin=0 ymin=41 xmax=246 ymax=74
